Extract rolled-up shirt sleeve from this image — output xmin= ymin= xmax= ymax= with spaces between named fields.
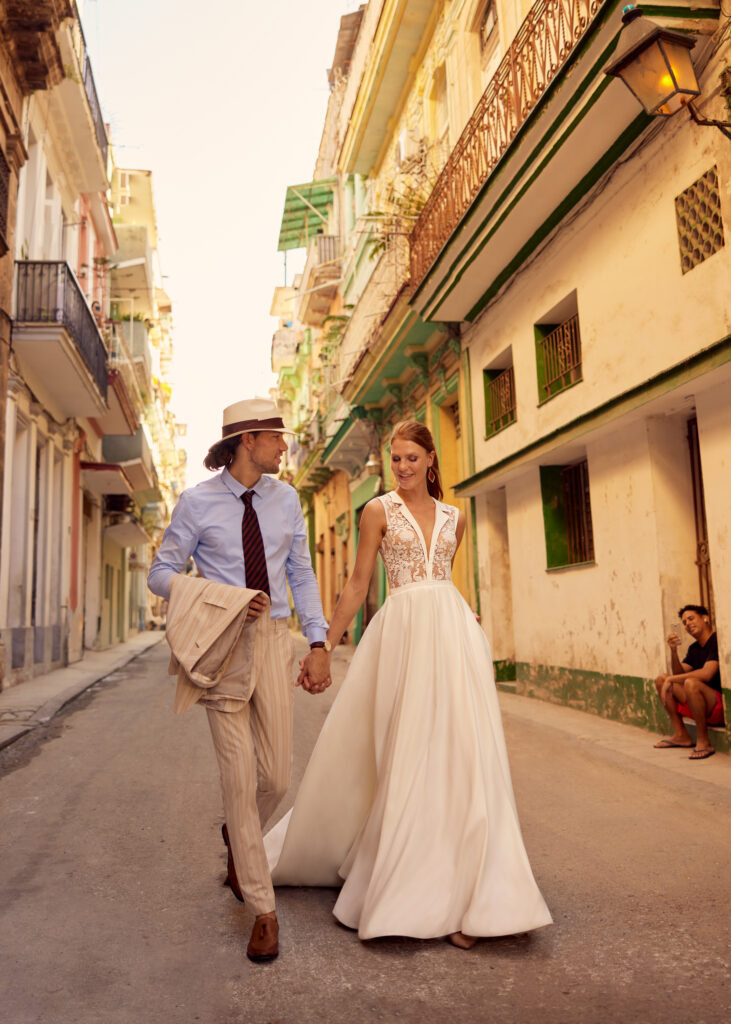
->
xmin=148 ymin=490 xmax=198 ymax=601
xmin=286 ymin=493 xmax=328 ymax=644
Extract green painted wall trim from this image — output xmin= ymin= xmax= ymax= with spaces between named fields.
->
xmin=322 ymin=405 xmax=368 ymax=464
xmin=494 ymin=659 xmax=516 ymax=682
xmin=514 ymin=662 xmax=730 ymax=752
xmin=351 ymin=309 xmax=438 ymax=406
xmin=466 ymin=111 xmax=649 ymax=321
xmin=539 ymin=466 xmax=569 ymax=568
xmin=351 ymin=475 xmax=382 ymax=510
xmin=456 ymin=335 xmax=731 ymax=495
xmin=462 ymin=348 xmax=475 ymax=475
xmin=641 ymin=5 xmax=719 ymax=16
xmin=294 ymin=447 xmax=323 ymax=488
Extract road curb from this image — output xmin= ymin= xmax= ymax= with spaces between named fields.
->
xmin=0 ymin=634 xmax=166 ymax=752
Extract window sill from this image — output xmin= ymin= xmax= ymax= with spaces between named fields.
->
xmin=483 ymin=417 xmax=516 ymax=440
xmin=537 ymin=375 xmax=583 ymax=407
xmin=545 ymin=560 xmax=596 ymax=573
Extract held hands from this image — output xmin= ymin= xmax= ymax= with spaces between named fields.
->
xmin=666 ymin=631 xmax=682 ymax=649
xmin=297 ymin=648 xmax=332 ymax=695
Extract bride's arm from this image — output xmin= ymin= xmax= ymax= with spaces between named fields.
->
xmin=326 ymin=499 xmax=386 ymax=648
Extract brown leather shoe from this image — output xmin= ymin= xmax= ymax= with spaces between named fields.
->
xmin=247 ymin=912 xmax=279 ymax=963
xmin=221 ymin=823 xmax=244 ymax=903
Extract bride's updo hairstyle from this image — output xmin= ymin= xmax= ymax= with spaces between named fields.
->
xmin=390 ymin=420 xmax=444 ymax=501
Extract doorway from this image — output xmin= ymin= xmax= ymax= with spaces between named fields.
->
xmin=687 ymin=417 xmax=714 ymax=622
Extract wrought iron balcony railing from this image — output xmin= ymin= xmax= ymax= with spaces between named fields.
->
xmin=15 ymin=261 xmax=108 ymax=400
xmin=82 ymin=53 xmax=108 ymax=167
xmin=410 ymin=0 xmax=602 ymax=288
xmin=73 ymin=1 xmax=109 ymax=166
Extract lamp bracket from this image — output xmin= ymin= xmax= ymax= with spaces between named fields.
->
xmin=688 ymin=102 xmax=731 ymax=140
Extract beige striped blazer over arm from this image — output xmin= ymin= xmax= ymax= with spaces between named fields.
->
xmin=166 ymin=574 xmax=269 ymax=713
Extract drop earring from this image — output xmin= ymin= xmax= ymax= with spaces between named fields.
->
xmin=428 ymin=468 xmax=436 ymax=483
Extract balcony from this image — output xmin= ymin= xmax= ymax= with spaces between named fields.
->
xmin=81 ymin=51 xmax=108 ymax=167
xmin=120 ymin=319 xmax=154 ymax=397
xmin=101 ymin=324 xmax=142 ymax=434
xmin=13 ymin=261 xmax=108 ymax=422
xmin=411 ymin=0 xmax=607 ymax=291
xmin=338 ymin=235 xmax=410 ymax=388
xmin=102 ymin=428 xmax=160 ymax=504
xmin=295 ymin=235 xmax=343 ymax=327
xmin=408 ymin=3 xmax=718 ymax=323
xmin=50 ymin=11 xmax=109 ymax=193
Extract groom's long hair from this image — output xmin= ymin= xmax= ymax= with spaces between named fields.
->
xmin=390 ymin=421 xmax=444 ymax=501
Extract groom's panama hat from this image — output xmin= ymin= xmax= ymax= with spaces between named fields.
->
xmin=219 ymin=397 xmax=294 ymax=443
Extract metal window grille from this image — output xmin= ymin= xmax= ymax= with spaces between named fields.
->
xmin=675 ymin=166 xmax=724 ymax=274
xmin=488 ymin=366 xmax=516 ymax=433
xmin=561 ymin=460 xmax=594 ymax=564
xmin=540 ymin=314 xmax=582 ymax=396
xmin=15 ymin=261 xmax=108 ymax=401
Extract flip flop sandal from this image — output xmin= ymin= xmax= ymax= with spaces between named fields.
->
xmin=689 ymin=748 xmax=715 ymax=760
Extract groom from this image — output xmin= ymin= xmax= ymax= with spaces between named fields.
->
xmin=148 ymin=398 xmax=332 ymax=962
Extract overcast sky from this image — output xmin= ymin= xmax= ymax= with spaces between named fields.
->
xmin=82 ymin=0 xmax=360 ymax=485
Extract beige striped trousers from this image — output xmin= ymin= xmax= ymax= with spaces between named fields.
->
xmin=205 ymin=618 xmax=295 ymax=915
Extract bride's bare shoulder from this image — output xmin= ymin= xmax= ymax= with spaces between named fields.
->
xmin=361 ymin=496 xmax=388 ymax=527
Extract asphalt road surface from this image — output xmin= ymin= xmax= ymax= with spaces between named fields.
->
xmin=1 ymin=640 xmax=729 ymax=1024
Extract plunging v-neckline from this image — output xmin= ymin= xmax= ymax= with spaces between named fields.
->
xmin=396 ymin=495 xmax=438 ymax=563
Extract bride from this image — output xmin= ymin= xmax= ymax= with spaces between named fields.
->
xmin=265 ymin=420 xmax=552 ymax=947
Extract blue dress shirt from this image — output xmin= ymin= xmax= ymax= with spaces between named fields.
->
xmin=148 ymin=468 xmax=327 ymax=644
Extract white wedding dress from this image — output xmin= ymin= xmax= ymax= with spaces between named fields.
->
xmin=265 ymin=491 xmax=552 ymax=940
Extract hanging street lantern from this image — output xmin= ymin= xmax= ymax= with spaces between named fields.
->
xmin=604 ymin=5 xmax=731 ymax=137
xmin=364 ymin=450 xmax=382 ymax=476
xmin=604 ymin=5 xmax=701 ymax=115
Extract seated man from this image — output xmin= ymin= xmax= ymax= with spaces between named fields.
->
xmin=654 ymin=604 xmax=723 ymax=760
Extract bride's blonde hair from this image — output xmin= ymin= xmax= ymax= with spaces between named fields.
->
xmin=389 ymin=420 xmax=443 ymax=501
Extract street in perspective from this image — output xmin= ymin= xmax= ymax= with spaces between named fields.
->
xmin=1 ymin=637 xmax=730 ymax=1024
xmin=1 ymin=2 xmax=730 ymax=1023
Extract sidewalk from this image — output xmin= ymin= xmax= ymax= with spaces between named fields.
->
xmin=0 ymin=630 xmax=166 ymax=751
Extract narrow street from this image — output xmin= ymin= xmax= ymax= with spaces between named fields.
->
xmin=1 ymin=640 xmax=729 ymax=1024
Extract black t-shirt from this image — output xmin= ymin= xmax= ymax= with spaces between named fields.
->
xmin=684 ymin=632 xmax=722 ymax=693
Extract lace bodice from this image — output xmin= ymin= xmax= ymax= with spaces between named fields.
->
xmin=377 ymin=492 xmax=458 ymax=590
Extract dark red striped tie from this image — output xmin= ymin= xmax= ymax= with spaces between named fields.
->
xmin=241 ymin=491 xmax=270 ymax=596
